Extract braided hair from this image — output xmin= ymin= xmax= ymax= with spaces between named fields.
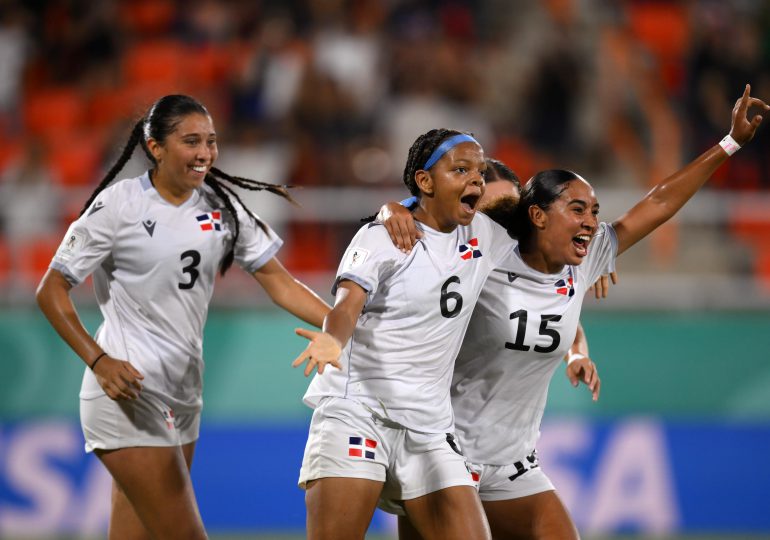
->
xmin=402 ymin=128 xmax=467 ymax=196
xmin=478 ymin=158 xmax=522 ymax=234
xmin=360 ymin=128 xmax=471 ymax=223
xmin=79 ymin=95 xmax=292 ymax=275
xmin=512 ymin=169 xmax=579 ymax=240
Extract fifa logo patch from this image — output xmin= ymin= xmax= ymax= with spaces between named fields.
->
xmin=196 ymin=212 xmax=222 ymax=231
xmin=555 ymin=276 xmax=574 ymax=296
xmin=459 ymin=238 xmax=482 ymax=260
xmin=348 ymin=436 xmax=376 ymax=459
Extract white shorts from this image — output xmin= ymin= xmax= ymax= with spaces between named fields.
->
xmin=80 ymin=392 xmax=200 ymax=452
xmin=299 ymin=397 xmax=475 ymax=508
xmin=469 ymin=450 xmax=555 ymax=501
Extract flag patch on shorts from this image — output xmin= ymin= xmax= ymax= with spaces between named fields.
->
xmin=163 ymin=409 xmax=175 ymax=430
xmin=348 ymin=436 xmax=376 ymax=459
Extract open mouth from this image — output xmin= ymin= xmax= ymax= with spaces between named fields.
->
xmin=191 ymin=165 xmax=208 ymax=175
xmin=572 ymin=234 xmax=592 ymax=256
xmin=460 ymin=193 xmax=480 ymax=214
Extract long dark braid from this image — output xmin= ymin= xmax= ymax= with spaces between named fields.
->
xmin=78 ymin=94 xmax=293 ymax=276
xmin=79 ymin=120 xmax=144 ymax=216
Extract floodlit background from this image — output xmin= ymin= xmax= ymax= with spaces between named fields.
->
xmin=0 ymin=0 xmax=769 ymax=538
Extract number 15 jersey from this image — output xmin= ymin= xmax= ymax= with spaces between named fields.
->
xmin=452 ymin=222 xmax=618 ymax=464
xmin=50 ymin=172 xmax=282 ymax=412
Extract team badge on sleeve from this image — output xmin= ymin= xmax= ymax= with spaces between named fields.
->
xmin=196 ymin=212 xmax=222 ymax=231
xmin=342 ymin=247 xmax=369 ymax=272
xmin=348 ymin=436 xmax=376 ymax=459
xmin=57 ymin=230 xmax=85 ymax=263
xmin=459 ymin=238 xmax=482 ymax=260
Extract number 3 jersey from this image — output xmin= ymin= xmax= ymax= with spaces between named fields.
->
xmin=452 ymin=222 xmax=618 ymax=464
xmin=303 ymin=213 xmax=515 ymax=434
xmin=50 ymin=172 xmax=282 ymax=411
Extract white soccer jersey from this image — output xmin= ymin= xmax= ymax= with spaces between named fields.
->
xmin=452 ymin=222 xmax=618 ymax=464
xmin=51 ymin=172 xmax=282 ymax=411
xmin=303 ymin=213 xmax=515 ymax=433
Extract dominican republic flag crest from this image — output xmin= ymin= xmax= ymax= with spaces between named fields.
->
xmin=555 ymin=275 xmax=575 ymax=297
xmin=348 ymin=436 xmax=377 ymax=459
xmin=459 ymin=238 xmax=482 ymax=260
xmin=196 ymin=211 xmax=222 ymax=231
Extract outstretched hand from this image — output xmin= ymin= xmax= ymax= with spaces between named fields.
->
xmin=93 ymin=356 xmax=144 ymax=400
xmin=566 ymin=355 xmax=600 ymax=401
xmin=588 ymin=271 xmax=618 ymax=300
xmin=292 ymin=328 xmax=343 ymax=377
xmin=729 ymin=84 xmax=769 ymax=146
xmin=378 ymin=202 xmax=422 ymax=253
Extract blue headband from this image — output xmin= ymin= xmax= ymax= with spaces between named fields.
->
xmin=423 ymin=134 xmax=480 ymax=170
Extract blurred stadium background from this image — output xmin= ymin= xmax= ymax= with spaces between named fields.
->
xmin=1 ymin=0 xmax=769 ymax=538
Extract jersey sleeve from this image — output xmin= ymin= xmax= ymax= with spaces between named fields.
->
xmin=50 ymin=195 xmax=118 ymax=286
xmin=233 ymin=208 xmax=284 ymax=273
xmin=581 ymin=222 xmax=618 ymax=285
xmin=332 ymin=223 xmax=404 ymax=305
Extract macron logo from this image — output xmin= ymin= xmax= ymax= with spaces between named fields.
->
xmin=87 ymin=201 xmax=105 ymax=216
xmin=143 ymin=219 xmax=156 ymax=237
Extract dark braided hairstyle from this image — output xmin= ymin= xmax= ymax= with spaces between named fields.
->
xmin=79 ymin=94 xmax=293 ymax=275
xmin=360 ymin=128 xmax=473 ymax=223
xmin=402 ymin=128 xmax=465 ymax=196
xmin=479 ymin=158 xmax=522 ymax=234
xmin=512 ymin=169 xmax=580 ymax=240
xmin=486 ymin=158 xmax=521 ymax=193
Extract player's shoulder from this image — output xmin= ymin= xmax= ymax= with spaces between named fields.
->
xmin=91 ymin=173 xmax=150 ymax=206
xmin=81 ymin=173 xmax=150 ymax=220
xmin=348 ymin=221 xmax=403 ymax=256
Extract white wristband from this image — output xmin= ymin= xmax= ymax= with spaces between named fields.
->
xmin=719 ymin=134 xmax=741 ymax=156
xmin=567 ymin=352 xmax=586 ymax=366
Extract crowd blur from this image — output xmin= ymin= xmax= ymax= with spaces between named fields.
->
xmin=1 ymin=0 xmax=769 ymax=302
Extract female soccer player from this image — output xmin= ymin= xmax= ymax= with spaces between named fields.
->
xmin=36 ymin=95 xmax=330 ymax=540
xmin=381 ymin=85 xmax=766 ymax=540
xmin=292 ymin=129 xmax=527 ymax=540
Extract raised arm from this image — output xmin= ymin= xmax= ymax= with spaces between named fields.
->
xmin=291 ymin=280 xmax=367 ymax=376
xmin=252 ymin=257 xmax=330 ymax=327
xmin=613 ymin=84 xmax=768 ymax=256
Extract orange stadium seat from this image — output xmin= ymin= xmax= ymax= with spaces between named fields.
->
xmin=282 ymin=223 xmax=337 ymax=273
xmin=16 ymin=236 xmax=61 ymax=288
xmin=118 ymin=0 xmax=176 ymax=35
xmin=23 ymin=87 xmax=85 ymax=142
xmin=47 ymin=133 xmax=105 ymax=187
xmin=123 ymin=41 xmax=185 ymax=86
xmin=628 ymin=3 xmax=690 ymax=91
xmin=0 ymin=238 xmax=10 ymax=287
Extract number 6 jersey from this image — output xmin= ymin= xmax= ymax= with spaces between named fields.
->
xmin=50 ymin=172 xmax=282 ymax=412
xmin=452 ymin=222 xmax=618 ymax=464
xmin=303 ymin=213 xmax=515 ymax=434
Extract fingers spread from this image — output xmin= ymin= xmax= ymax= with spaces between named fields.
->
xmin=291 ymin=349 xmax=310 ymax=368
xmin=295 ymin=327 xmax=317 ymax=340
